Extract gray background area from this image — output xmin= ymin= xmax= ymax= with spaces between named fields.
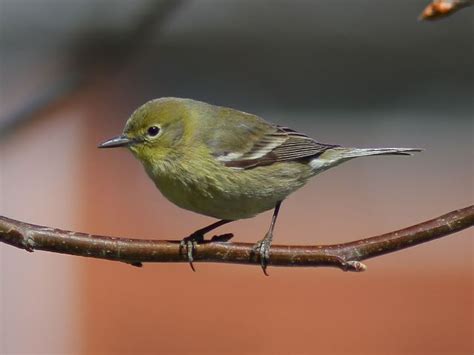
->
xmin=1 ymin=0 xmax=473 ymax=115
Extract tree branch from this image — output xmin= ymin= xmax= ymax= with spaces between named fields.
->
xmin=419 ymin=0 xmax=473 ymax=20
xmin=0 ymin=206 xmax=472 ymax=272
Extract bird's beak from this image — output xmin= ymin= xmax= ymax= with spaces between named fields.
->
xmin=98 ymin=135 xmax=133 ymax=148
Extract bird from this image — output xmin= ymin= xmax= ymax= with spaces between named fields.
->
xmin=99 ymin=97 xmax=421 ymax=274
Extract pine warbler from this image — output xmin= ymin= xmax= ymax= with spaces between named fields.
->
xmin=99 ymin=97 xmax=421 ymax=274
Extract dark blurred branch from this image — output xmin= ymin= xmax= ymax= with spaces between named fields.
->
xmin=0 ymin=206 xmax=472 ymax=272
xmin=419 ymin=0 xmax=473 ymax=20
xmin=0 ymin=0 xmax=185 ymax=138
xmin=0 ymin=74 xmax=83 ymax=138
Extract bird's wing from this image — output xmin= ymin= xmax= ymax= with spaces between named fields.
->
xmin=204 ymin=107 xmax=338 ymax=169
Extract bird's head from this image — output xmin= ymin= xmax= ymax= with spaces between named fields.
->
xmin=99 ymin=98 xmax=191 ymax=165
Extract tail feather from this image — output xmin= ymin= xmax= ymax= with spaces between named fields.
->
xmin=333 ymin=147 xmax=423 ymax=159
xmin=309 ymin=147 xmax=423 ymax=173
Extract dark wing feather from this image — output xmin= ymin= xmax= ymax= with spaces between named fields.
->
xmin=223 ymin=125 xmax=338 ymax=169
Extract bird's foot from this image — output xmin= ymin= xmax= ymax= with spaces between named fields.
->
xmin=180 ymin=232 xmax=205 ymax=272
xmin=179 ymin=232 xmax=234 ymax=272
xmin=253 ymin=233 xmax=272 ymax=276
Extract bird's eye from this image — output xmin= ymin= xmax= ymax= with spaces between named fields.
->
xmin=147 ymin=126 xmax=160 ymax=137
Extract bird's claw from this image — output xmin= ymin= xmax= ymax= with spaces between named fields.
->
xmin=253 ymin=237 xmax=271 ymax=276
xmin=179 ymin=232 xmax=234 ymax=271
xmin=180 ymin=233 xmax=204 ymax=271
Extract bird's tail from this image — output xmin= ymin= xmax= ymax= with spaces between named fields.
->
xmin=310 ymin=147 xmax=423 ymax=173
xmin=330 ymin=147 xmax=423 ymax=159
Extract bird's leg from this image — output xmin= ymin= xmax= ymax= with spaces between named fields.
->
xmin=180 ymin=219 xmax=233 ymax=271
xmin=253 ymin=201 xmax=282 ymax=276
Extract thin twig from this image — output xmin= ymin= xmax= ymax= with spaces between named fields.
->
xmin=419 ymin=0 xmax=473 ymax=20
xmin=0 ymin=206 xmax=472 ymax=272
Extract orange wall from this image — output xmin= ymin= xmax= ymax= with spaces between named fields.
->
xmin=1 ymin=77 xmax=472 ymax=355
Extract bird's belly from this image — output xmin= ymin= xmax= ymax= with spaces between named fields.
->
xmin=155 ymin=177 xmax=280 ymax=220
xmin=151 ymin=161 xmax=312 ymax=220
xmin=165 ymin=190 xmax=277 ymax=220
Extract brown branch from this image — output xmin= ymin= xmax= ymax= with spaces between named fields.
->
xmin=0 ymin=206 xmax=472 ymax=272
xmin=419 ymin=0 xmax=473 ymax=20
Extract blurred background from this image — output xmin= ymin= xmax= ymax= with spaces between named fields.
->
xmin=0 ymin=0 xmax=472 ymax=354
